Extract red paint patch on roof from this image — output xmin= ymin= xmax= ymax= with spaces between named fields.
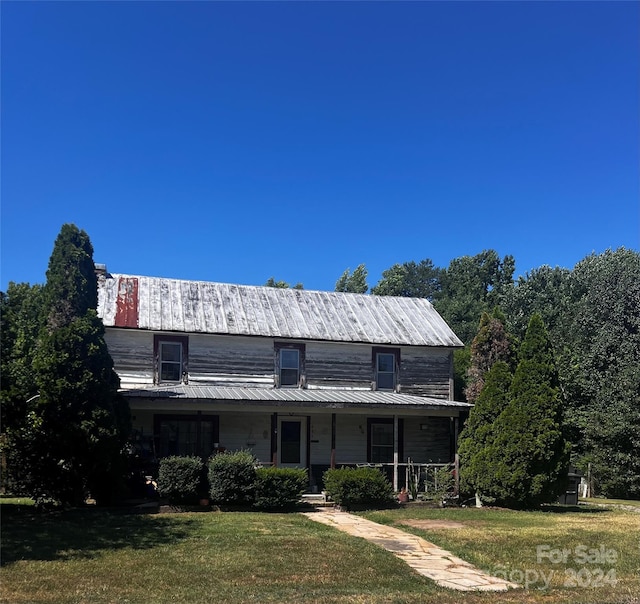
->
xmin=115 ymin=277 xmax=139 ymax=328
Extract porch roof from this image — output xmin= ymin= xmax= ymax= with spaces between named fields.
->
xmin=120 ymin=385 xmax=472 ymax=410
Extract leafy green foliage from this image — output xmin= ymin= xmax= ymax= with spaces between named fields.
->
xmin=42 ymin=224 xmax=98 ymax=330
xmin=335 ymin=264 xmax=368 ymax=293
xmin=253 ymin=467 xmax=308 ymax=510
xmin=464 ymin=309 xmax=516 ymax=403
xmin=563 ymin=249 xmax=640 ymax=498
xmin=2 ymin=224 xmax=131 ymax=506
xmin=435 ymin=250 xmax=515 ymax=344
xmin=371 ymin=259 xmax=442 ymax=300
xmin=208 ymin=450 xmax=257 ymax=504
xmin=0 ymin=283 xmax=44 ymax=437
xmin=264 ymin=277 xmax=304 ymax=289
xmin=483 ymin=315 xmax=570 ymax=508
xmin=157 ymin=456 xmax=205 ymax=504
xmin=500 ymin=248 xmax=640 ymax=498
xmin=323 ymin=467 xmax=395 ymax=509
xmin=458 ymin=361 xmax=513 ymax=500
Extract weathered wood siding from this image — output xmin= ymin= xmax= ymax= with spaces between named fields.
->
xmin=104 ymin=329 xmax=154 ymax=387
xmin=106 ymin=328 xmax=454 ymax=398
xmin=400 ymin=349 xmax=452 ymax=399
xmin=305 ymin=342 xmax=372 ymax=390
xmin=189 ymin=335 xmax=274 ymax=387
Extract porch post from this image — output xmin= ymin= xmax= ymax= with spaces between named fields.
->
xmin=393 ymin=414 xmax=399 ymax=491
xmin=271 ymin=412 xmax=278 ymax=467
xmin=330 ymin=413 xmax=336 ymax=469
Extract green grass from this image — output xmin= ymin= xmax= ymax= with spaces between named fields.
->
xmin=1 ymin=506 xmax=440 ymax=604
xmin=361 ymin=505 xmax=640 ymax=603
xmin=1 ymin=502 xmax=639 ymax=603
xmin=580 ymin=497 xmax=640 ymax=508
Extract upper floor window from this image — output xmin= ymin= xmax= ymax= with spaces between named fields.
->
xmin=373 ymin=347 xmax=400 ymax=390
xmin=275 ymin=342 xmax=305 ymax=388
xmin=154 ymin=335 xmax=188 ymax=384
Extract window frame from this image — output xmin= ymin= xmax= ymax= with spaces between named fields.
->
xmin=154 ymin=335 xmax=189 ymax=384
xmin=274 ymin=342 xmax=305 ymax=388
xmin=367 ymin=417 xmax=404 ymax=464
xmin=372 ymin=347 xmax=400 ymax=391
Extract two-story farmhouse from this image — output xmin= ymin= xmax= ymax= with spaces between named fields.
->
xmin=97 ymin=269 xmax=470 ymax=491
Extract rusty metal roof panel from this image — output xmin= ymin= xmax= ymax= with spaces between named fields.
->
xmin=120 ymin=384 xmax=472 ymax=409
xmin=97 ymin=273 xmax=463 ymax=347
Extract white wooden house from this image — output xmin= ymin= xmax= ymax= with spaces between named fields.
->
xmin=96 ymin=269 xmax=470 ymax=490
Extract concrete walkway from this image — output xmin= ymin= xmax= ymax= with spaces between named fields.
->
xmin=302 ymin=508 xmax=518 ymax=592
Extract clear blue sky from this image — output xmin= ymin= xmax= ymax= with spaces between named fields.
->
xmin=2 ymin=1 xmax=638 ymax=292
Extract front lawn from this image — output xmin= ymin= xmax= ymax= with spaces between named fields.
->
xmin=361 ymin=505 xmax=640 ymax=603
xmin=1 ymin=502 xmax=638 ymax=603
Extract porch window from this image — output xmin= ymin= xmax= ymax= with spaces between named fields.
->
xmin=154 ymin=335 xmax=188 ymax=384
xmin=373 ymin=347 xmax=399 ymax=390
xmin=275 ymin=343 xmax=305 ymax=388
xmin=155 ymin=414 xmax=219 ymax=458
xmin=367 ymin=418 xmax=404 ymax=464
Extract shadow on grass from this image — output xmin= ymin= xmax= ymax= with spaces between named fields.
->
xmin=1 ymin=507 xmax=194 ymax=566
xmin=540 ymin=504 xmax=611 ymax=514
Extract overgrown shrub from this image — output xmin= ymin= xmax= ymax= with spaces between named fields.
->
xmin=208 ymin=449 xmax=257 ymax=505
xmin=157 ymin=456 xmax=204 ymax=504
xmin=253 ymin=467 xmax=308 ymax=510
xmin=323 ymin=467 xmax=395 ymax=509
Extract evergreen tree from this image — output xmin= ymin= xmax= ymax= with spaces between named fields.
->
xmin=335 ymin=264 xmax=368 ymax=293
xmin=458 ymin=360 xmax=513 ymax=502
xmin=464 ymin=308 xmax=516 ymax=403
xmin=485 ymin=314 xmax=570 ymax=508
xmin=264 ymin=277 xmax=304 ymax=289
xmin=14 ymin=224 xmax=131 ymax=505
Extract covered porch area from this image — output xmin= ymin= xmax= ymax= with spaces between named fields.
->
xmin=124 ymin=385 xmax=471 ymax=492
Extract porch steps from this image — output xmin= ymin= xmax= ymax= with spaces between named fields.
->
xmin=300 ymin=493 xmax=333 ymax=508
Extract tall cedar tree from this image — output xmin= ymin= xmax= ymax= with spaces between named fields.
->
xmin=457 ymin=360 xmax=513 ymax=501
xmin=485 ymin=314 xmax=570 ymax=508
xmin=29 ymin=224 xmax=131 ymax=505
xmin=464 ymin=309 xmax=516 ymax=403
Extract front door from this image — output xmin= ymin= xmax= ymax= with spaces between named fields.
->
xmin=278 ymin=417 xmax=306 ymax=468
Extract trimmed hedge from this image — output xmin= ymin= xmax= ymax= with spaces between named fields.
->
xmin=208 ymin=450 xmax=257 ymax=505
xmin=157 ymin=456 xmax=205 ymax=504
xmin=323 ymin=467 xmax=396 ymax=509
xmin=254 ymin=467 xmax=308 ymax=510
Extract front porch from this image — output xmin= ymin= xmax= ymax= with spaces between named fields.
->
xmin=125 ymin=385 xmax=471 ymax=493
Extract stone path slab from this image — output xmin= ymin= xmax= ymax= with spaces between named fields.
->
xmin=302 ymin=509 xmax=518 ymax=592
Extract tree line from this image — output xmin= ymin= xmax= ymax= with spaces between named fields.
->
xmin=271 ymin=248 xmax=640 ymax=500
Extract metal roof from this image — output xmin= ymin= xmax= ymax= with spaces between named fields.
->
xmin=97 ymin=273 xmax=463 ymax=347
xmin=120 ymin=385 xmax=471 ymax=410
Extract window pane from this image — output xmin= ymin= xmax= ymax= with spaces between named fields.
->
xmin=281 ymin=349 xmax=299 ymax=369
xmin=377 ymin=353 xmax=394 ymax=373
xmin=377 ymin=372 xmax=394 ymax=390
xmin=372 ymin=423 xmax=393 ymax=446
xmin=371 ymin=422 xmax=394 ymax=463
xmin=161 ymin=343 xmax=182 ymax=363
xmin=281 ymin=367 xmax=299 ymax=386
xmin=161 ymin=362 xmax=181 ymax=382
